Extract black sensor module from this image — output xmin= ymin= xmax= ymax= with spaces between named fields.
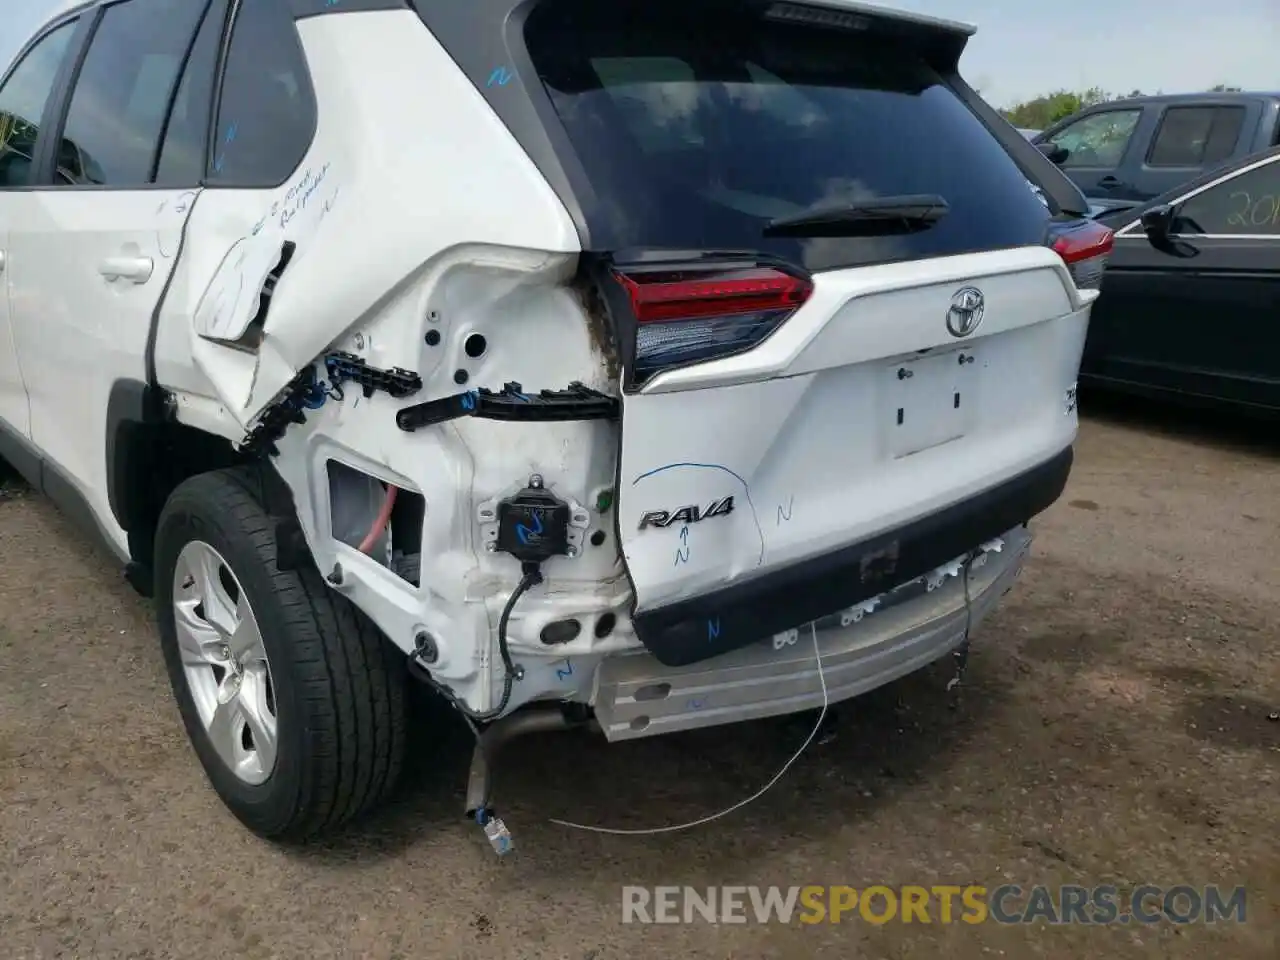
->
xmin=495 ymin=476 xmax=571 ymax=564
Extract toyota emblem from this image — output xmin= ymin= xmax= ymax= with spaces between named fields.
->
xmin=946 ymin=287 xmax=985 ymax=338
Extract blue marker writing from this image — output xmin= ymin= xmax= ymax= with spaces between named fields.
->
xmin=777 ymin=496 xmax=794 ymax=525
xmin=515 ymin=510 xmax=544 ymax=545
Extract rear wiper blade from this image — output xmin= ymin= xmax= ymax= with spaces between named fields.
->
xmin=762 ymin=194 xmax=949 ymax=238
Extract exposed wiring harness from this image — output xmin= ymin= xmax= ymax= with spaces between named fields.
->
xmin=410 ymin=563 xmax=543 ymax=724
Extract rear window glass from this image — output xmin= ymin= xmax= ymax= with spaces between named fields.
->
xmin=523 ymin=0 xmax=1052 ymax=271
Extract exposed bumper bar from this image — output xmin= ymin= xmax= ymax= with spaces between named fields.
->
xmin=594 ymin=525 xmax=1031 ymax=742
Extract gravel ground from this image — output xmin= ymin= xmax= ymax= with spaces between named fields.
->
xmin=1 ymin=394 xmax=1277 ymax=959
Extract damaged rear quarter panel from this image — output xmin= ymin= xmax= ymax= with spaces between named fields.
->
xmin=163 ymin=8 xmax=581 ymax=429
xmin=156 ymin=9 xmax=632 ymax=715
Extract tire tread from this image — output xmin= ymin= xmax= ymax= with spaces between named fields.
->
xmin=159 ymin=465 xmax=405 ymax=839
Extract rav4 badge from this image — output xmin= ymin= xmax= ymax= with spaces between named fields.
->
xmin=638 ymin=496 xmax=735 ymax=531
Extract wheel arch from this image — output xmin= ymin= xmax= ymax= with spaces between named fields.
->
xmin=106 ymin=378 xmax=284 ymax=592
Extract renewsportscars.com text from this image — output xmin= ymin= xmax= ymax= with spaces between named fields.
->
xmin=621 ymin=884 xmax=1248 ymax=926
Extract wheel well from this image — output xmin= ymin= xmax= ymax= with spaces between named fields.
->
xmin=106 ymin=380 xmax=269 ymax=584
xmin=111 ymin=415 xmax=254 ymax=572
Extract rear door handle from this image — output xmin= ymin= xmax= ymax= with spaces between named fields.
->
xmin=0 ymin=251 xmax=6 ymax=272
xmin=99 ymin=256 xmax=154 ymax=284
xmin=1097 ymin=175 xmax=1123 ymax=189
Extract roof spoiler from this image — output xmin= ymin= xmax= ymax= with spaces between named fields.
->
xmin=757 ymin=0 xmax=975 ymax=74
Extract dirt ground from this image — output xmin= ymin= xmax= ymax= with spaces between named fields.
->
xmin=1 ymin=394 xmax=1277 ymax=960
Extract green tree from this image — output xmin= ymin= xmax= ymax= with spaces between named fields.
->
xmin=1002 ymin=87 xmax=1113 ymax=130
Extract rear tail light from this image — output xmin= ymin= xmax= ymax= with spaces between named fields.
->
xmin=612 ymin=265 xmax=812 ymax=385
xmin=1050 ymin=219 xmax=1114 ymax=291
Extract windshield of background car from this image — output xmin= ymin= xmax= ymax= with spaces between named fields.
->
xmin=522 ymin=0 xmax=1054 ymax=272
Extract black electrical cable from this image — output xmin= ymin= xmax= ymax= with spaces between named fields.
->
xmin=410 ymin=563 xmax=543 ymax=725
xmin=499 ymin=564 xmax=543 ymax=675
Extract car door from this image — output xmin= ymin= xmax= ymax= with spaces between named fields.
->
xmin=1039 ymin=105 xmax=1146 ymax=199
xmin=0 ymin=17 xmax=83 ymax=447
xmin=1133 ymin=103 xmax=1251 ymax=201
xmin=6 ymin=0 xmax=215 ymax=550
xmin=1084 ymin=150 xmax=1280 ymax=411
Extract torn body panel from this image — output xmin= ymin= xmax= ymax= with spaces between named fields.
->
xmin=264 ymin=251 xmax=632 ymax=714
xmin=176 ymin=236 xmax=633 ymax=716
xmin=170 ymin=9 xmax=580 ymax=432
xmin=153 ymin=10 xmax=620 ymax=715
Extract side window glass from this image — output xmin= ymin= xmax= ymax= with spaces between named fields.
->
xmin=57 ymin=0 xmax=206 ymax=186
xmin=0 ymin=21 xmax=77 ymax=188
xmin=210 ymin=0 xmax=315 ymax=185
xmin=1147 ymin=106 xmax=1245 ymax=168
xmin=1046 ymin=110 xmax=1142 ymax=169
xmin=155 ymin=2 xmax=225 ymax=186
xmin=1174 ymin=158 xmax=1280 ymax=235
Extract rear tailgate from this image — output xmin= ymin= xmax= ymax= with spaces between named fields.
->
xmin=515 ymin=0 xmax=1102 ymax=663
xmin=615 ymin=248 xmax=1090 ymax=664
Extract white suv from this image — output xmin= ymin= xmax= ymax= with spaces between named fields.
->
xmin=0 ymin=0 xmax=1109 ymax=842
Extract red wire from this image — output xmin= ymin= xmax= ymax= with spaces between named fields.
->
xmin=358 ymin=484 xmax=398 ymax=554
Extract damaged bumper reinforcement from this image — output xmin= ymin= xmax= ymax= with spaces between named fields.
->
xmin=593 ymin=524 xmax=1031 ymax=741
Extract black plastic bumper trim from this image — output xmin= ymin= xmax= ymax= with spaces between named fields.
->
xmin=632 ymin=445 xmax=1074 ymax=667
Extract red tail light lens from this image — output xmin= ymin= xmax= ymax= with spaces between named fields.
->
xmin=1050 ymin=220 xmax=1114 ymax=291
xmin=612 ymin=265 xmax=812 ymax=384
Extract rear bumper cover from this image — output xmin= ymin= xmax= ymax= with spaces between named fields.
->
xmin=630 ymin=445 xmax=1073 ymax=667
xmin=596 ymin=524 xmax=1031 ymax=741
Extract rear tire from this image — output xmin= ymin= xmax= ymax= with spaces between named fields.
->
xmin=154 ymin=466 xmax=405 ymax=840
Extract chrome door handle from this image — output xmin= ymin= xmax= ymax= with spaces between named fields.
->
xmin=0 ymin=250 xmax=6 ymax=271
xmin=99 ymin=256 xmax=153 ymax=283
